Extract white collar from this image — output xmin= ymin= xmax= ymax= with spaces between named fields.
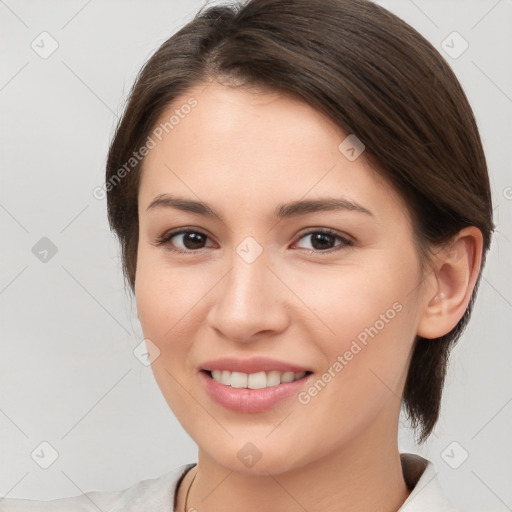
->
xmin=398 ymin=452 xmax=458 ymax=511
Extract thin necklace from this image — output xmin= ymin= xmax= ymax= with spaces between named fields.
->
xmin=183 ymin=467 xmax=197 ymax=512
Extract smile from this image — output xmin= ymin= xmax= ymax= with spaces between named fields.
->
xmin=208 ymin=369 xmax=309 ymax=389
xmin=199 ymin=369 xmax=313 ymax=413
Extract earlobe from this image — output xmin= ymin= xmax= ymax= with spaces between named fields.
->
xmin=417 ymin=227 xmax=483 ymax=339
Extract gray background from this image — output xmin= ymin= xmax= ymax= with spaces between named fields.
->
xmin=0 ymin=0 xmax=510 ymax=510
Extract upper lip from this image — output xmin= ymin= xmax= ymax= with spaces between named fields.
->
xmin=200 ymin=356 xmax=312 ymax=374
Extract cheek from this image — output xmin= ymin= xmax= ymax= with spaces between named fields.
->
xmin=293 ymin=255 xmax=420 ymax=402
xmin=134 ymin=251 xmax=221 ymax=390
xmin=135 ymin=249 xmax=204 ymax=340
xmin=134 ymin=254 xmax=204 ymax=416
xmin=291 ymin=256 xmax=418 ymax=346
xmin=285 ymin=297 xmax=416 ymax=467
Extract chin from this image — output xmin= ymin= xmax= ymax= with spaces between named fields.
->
xmin=203 ymin=439 xmax=309 ymax=477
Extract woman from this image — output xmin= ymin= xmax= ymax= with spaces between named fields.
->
xmin=1 ymin=0 xmax=494 ymax=510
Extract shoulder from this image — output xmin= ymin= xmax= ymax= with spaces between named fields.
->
xmin=0 ymin=464 xmax=195 ymax=512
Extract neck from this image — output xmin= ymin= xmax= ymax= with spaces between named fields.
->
xmin=176 ymin=419 xmax=411 ymax=512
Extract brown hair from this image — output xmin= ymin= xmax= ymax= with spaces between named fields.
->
xmin=106 ymin=0 xmax=494 ymax=443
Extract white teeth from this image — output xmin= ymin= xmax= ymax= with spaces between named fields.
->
xmin=208 ymin=369 xmax=307 ymax=389
xmin=231 ymin=371 xmax=247 ymax=388
xmin=266 ymin=370 xmax=281 ymax=387
xmin=221 ymin=370 xmax=231 ymax=386
xmin=281 ymin=371 xmax=295 ymax=383
xmin=248 ymin=371 xmax=266 ymax=389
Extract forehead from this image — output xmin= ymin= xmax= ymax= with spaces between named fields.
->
xmin=148 ymin=80 xmax=346 ymax=160
xmin=138 ymin=81 xmax=405 ymax=224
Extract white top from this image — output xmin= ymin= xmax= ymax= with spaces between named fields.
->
xmin=0 ymin=453 xmax=458 ymax=511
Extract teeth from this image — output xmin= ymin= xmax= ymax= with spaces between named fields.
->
xmin=209 ymin=369 xmax=307 ymax=389
xmin=231 ymin=371 xmax=247 ymax=388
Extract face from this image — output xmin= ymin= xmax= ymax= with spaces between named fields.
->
xmin=135 ymin=81 xmax=428 ymax=475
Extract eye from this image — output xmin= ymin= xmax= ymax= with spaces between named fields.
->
xmin=293 ymin=228 xmax=354 ymax=254
xmin=154 ymin=227 xmax=354 ymax=255
xmin=154 ymin=228 xmax=215 ymax=254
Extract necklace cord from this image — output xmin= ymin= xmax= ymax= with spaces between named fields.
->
xmin=183 ymin=468 xmax=197 ymax=512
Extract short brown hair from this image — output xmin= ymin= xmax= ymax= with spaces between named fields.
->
xmin=106 ymin=0 xmax=494 ymax=443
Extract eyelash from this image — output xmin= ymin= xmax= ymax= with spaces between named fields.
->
xmin=154 ymin=227 xmax=354 ymax=256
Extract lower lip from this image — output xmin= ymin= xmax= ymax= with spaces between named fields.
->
xmin=199 ymin=371 xmax=312 ymax=413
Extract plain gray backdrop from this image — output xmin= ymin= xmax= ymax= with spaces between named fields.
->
xmin=1 ymin=1 xmax=511 ymax=511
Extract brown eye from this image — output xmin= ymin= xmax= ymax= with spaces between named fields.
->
xmin=294 ymin=229 xmax=353 ymax=254
xmin=155 ymin=229 xmax=214 ymax=253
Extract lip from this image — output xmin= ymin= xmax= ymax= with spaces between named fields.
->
xmin=199 ymin=370 xmax=313 ymax=413
xmin=200 ymin=356 xmax=311 ymax=374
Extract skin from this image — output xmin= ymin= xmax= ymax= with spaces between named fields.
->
xmin=134 ymin=80 xmax=482 ymax=512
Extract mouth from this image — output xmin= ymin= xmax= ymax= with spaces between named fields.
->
xmin=199 ymin=368 xmax=314 ymax=413
xmin=198 ymin=356 xmax=314 ymax=413
xmin=201 ymin=369 xmax=313 ymax=390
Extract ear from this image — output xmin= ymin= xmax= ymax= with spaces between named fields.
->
xmin=417 ymin=227 xmax=484 ymax=339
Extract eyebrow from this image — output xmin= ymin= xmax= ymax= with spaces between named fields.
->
xmin=146 ymin=194 xmax=374 ymax=220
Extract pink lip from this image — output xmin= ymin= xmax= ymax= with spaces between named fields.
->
xmin=199 ymin=370 xmax=313 ymax=413
xmin=200 ymin=356 xmax=311 ymax=374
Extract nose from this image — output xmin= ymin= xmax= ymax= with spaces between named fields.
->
xmin=206 ymin=244 xmax=290 ymax=343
